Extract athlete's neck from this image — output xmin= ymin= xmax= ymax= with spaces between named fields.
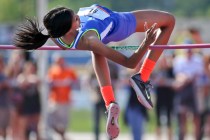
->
xmin=61 ymin=30 xmax=78 ymax=45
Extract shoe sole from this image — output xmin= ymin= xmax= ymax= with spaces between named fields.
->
xmin=106 ymin=103 xmax=120 ymax=139
xmin=129 ymin=78 xmax=153 ymax=109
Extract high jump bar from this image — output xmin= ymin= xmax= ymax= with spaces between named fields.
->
xmin=0 ymin=44 xmax=210 ymax=50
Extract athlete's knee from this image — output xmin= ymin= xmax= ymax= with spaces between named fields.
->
xmin=164 ymin=12 xmax=175 ymax=27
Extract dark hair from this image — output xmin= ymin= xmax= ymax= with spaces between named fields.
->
xmin=14 ymin=7 xmax=74 ymax=50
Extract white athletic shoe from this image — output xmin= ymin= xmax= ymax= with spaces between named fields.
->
xmin=106 ymin=102 xmax=120 ymax=139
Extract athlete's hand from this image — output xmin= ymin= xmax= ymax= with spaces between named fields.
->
xmin=144 ymin=22 xmax=158 ymax=46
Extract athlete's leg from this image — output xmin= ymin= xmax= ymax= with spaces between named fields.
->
xmin=91 ymin=52 xmax=115 ymax=107
xmin=129 ymin=10 xmax=175 ymax=109
xmin=91 ymin=52 xmax=120 ymax=139
xmin=133 ymin=10 xmax=175 ymax=81
xmin=133 ymin=10 xmax=175 ymax=42
xmin=91 ymin=52 xmax=111 ymax=87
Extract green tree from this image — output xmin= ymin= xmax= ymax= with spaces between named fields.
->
xmin=174 ymin=0 xmax=210 ymax=17
xmin=110 ymin=0 xmax=176 ymax=12
xmin=48 ymin=0 xmax=111 ymax=12
xmin=1 ymin=0 xmax=210 ymax=23
xmin=0 ymin=0 xmax=36 ymax=23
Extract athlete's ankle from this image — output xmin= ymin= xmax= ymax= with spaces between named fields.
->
xmin=100 ymin=86 xmax=116 ymax=108
xmin=139 ymin=59 xmax=156 ymax=82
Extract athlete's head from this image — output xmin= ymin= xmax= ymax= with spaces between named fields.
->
xmin=14 ymin=7 xmax=75 ymax=50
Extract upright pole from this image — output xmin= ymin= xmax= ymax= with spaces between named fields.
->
xmin=36 ymin=0 xmax=49 ymax=139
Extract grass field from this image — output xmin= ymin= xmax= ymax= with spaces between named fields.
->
xmin=67 ymin=108 xmax=202 ymax=140
xmin=68 ymin=109 xmax=157 ymax=133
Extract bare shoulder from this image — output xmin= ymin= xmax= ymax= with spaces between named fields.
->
xmin=77 ymin=30 xmax=103 ymax=50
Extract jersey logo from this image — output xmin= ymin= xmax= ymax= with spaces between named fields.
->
xmin=90 ymin=8 xmax=98 ymax=14
xmin=78 ymin=5 xmax=110 ymax=20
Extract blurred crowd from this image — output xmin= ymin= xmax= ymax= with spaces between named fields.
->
xmin=0 ymin=51 xmax=41 ymax=140
xmin=150 ymin=28 xmax=210 ymax=140
xmin=0 ymin=27 xmax=209 ymax=140
xmin=150 ymin=27 xmax=210 ymax=140
xmin=0 ymin=51 xmax=78 ymax=140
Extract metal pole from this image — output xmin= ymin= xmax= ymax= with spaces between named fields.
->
xmin=2 ymin=44 xmax=210 ymax=50
xmin=36 ymin=0 xmax=49 ymax=139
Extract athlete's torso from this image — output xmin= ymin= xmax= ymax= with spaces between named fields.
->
xmin=55 ymin=4 xmax=118 ymax=49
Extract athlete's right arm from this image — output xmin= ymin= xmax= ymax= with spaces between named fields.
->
xmin=83 ymin=24 xmax=157 ymax=69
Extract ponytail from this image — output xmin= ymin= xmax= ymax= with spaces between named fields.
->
xmin=14 ymin=18 xmax=50 ymax=50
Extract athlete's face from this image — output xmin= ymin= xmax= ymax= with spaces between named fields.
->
xmin=71 ymin=14 xmax=80 ymax=31
xmin=65 ymin=14 xmax=80 ymax=36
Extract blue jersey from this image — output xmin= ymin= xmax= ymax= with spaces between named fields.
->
xmin=56 ymin=4 xmax=136 ymax=49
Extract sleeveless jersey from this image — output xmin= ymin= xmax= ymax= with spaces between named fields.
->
xmin=55 ymin=4 xmax=136 ymax=49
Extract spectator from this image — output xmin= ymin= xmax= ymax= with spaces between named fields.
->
xmin=5 ymin=50 xmax=25 ymax=140
xmin=0 ymin=54 xmax=10 ymax=139
xmin=188 ymin=28 xmax=203 ymax=44
xmin=123 ymin=63 xmax=148 ymax=140
xmin=88 ymin=71 xmax=106 ymax=140
xmin=152 ymin=53 xmax=175 ymax=140
xmin=16 ymin=61 xmax=41 ymax=140
xmin=47 ymin=53 xmax=77 ymax=140
xmin=197 ymin=55 xmax=210 ymax=139
xmin=124 ymin=86 xmax=148 ymax=140
xmin=173 ymin=49 xmax=203 ymax=140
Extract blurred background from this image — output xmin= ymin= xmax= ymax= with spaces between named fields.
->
xmin=0 ymin=0 xmax=210 ymax=140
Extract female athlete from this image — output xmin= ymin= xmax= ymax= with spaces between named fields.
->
xmin=14 ymin=4 xmax=175 ymax=139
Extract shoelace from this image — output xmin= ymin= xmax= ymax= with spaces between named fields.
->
xmin=135 ymin=77 xmax=153 ymax=89
xmin=136 ymin=79 xmax=153 ymax=95
xmin=144 ymin=81 xmax=153 ymax=96
xmin=145 ymin=81 xmax=153 ymax=89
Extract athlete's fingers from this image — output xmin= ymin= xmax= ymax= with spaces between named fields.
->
xmin=144 ymin=23 xmax=158 ymax=44
xmin=147 ymin=29 xmax=157 ymax=42
xmin=149 ymin=23 xmax=157 ymax=33
xmin=151 ymin=30 xmax=158 ymax=39
xmin=144 ymin=22 xmax=149 ymax=32
xmin=146 ymin=23 xmax=157 ymax=35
